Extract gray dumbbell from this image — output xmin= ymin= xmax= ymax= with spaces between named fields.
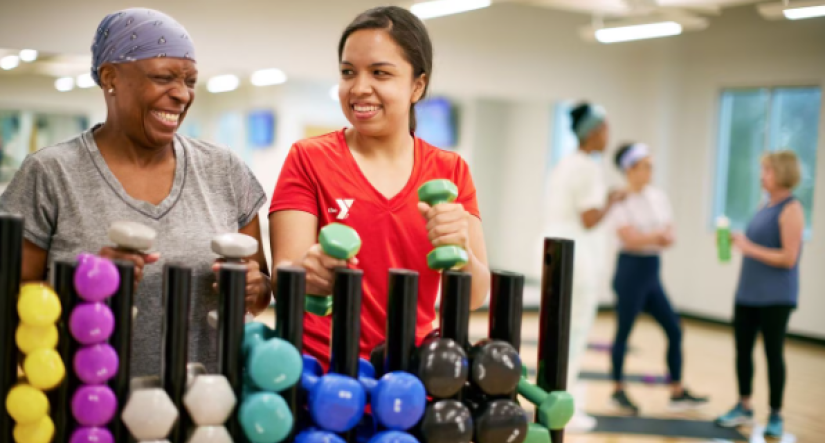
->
xmin=109 ymin=221 xmax=157 ymax=320
xmin=207 ymin=233 xmax=259 ymax=328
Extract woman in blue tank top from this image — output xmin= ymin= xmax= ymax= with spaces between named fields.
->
xmin=715 ymin=151 xmax=805 ymax=439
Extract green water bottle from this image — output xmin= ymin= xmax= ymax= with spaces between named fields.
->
xmin=716 ymin=216 xmax=731 ymax=263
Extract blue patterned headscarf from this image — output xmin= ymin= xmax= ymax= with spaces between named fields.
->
xmin=574 ymin=104 xmax=607 ymax=141
xmin=91 ymin=8 xmax=196 ymax=86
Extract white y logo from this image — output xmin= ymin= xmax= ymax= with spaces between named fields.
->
xmin=335 ymin=199 xmax=354 ymax=220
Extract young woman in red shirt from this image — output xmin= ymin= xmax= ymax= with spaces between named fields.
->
xmin=268 ymin=6 xmax=490 ymax=368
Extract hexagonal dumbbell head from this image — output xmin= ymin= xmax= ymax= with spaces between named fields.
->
xmin=318 ymin=223 xmax=361 ymax=260
xmin=517 ymin=379 xmax=575 ymax=430
xmin=418 ymin=179 xmax=458 ymax=206
xmin=122 ymin=387 xmax=179 ymax=440
xmin=211 ymin=233 xmax=258 ymax=260
xmin=187 ymin=426 xmax=231 ymax=443
xmin=523 ymin=423 xmax=551 ymax=443
xmin=108 ymin=221 xmax=156 ymax=252
xmin=183 ymin=375 xmax=237 ymax=426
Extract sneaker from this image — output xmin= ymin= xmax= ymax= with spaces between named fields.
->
xmin=610 ymin=390 xmax=640 ymax=415
xmin=669 ymin=388 xmax=709 ymax=411
xmin=715 ymin=403 xmax=754 ymax=427
xmin=566 ymin=410 xmax=597 ymax=433
xmin=764 ymin=413 xmax=783 ymax=438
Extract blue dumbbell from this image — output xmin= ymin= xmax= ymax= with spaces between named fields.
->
xmin=301 ymin=354 xmax=367 ymax=433
xmin=368 ymin=430 xmax=418 ymax=443
xmin=243 ymin=322 xmax=303 ymax=392
xmin=295 ymin=428 xmax=346 ymax=443
xmin=357 ymin=359 xmax=426 ymax=432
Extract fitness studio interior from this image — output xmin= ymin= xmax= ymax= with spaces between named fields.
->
xmin=0 ymin=1 xmax=823 ymax=443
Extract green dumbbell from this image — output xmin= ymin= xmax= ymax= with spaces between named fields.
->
xmin=305 ymin=223 xmax=362 ymax=316
xmin=417 ymin=179 xmax=469 ymax=270
xmin=524 ymin=423 xmax=551 ymax=443
xmin=517 ymin=377 xmax=574 ymax=430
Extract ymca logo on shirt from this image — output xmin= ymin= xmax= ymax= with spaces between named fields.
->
xmin=329 ymin=198 xmax=355 ymax=219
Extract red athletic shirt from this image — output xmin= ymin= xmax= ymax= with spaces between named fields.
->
xmin=269 ymin=129 xmax=480 ymax=369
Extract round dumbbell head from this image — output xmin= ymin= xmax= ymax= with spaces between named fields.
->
xmin=247 ymin=338 xmax=303 ymax=392
xmin=23 ymin=348 xmax=65 ymax=390
xmin=70 ymin=426 xmax=114 ymax=443
xmin=17 ymin=283 xmax=61 ymax=327
xmin=418 ymin=179 xmax=458 ymax=205
xmin=122 ymin=388 xmax=179 ymax=440
xmin=295 ymin=429 xmax=346 ymax=443
xmin=473 ymin=399 xmax=529 ymax=443
xmin=183 ymin=375 xmax=237 ymax=426
xmin=239 ymin=392 xmax=293 ymax=443
xmin=74 ymin=343 xmax=119 ymax=384
xmin=371 ymin=372 xmax=426 ymax=431
xmin=5 ymin=384 xmax=49 ymax=424
xmin=13 ymin=415 xmax=54 ymax=443
xmin=318 ymin=223 xmax=361 ymax=260
xmin=370 ymin=430 xmax=418 ymax=443
xmin=211 ymin=232 xmax=258 ymax=259
xmin=418 ymin=400 xmax=473 ymax=443
xmin=308 ymin=375 xmax=366 ymax=433
xmin=187 ymin=426 xmax=231 ymax=443
xmin=74 ymin=255 xmax=120 ymax=302
xmin=69 ymin=302 xmax=115 ymax=345
xmin=108 ymin=221 xmax=156 ymax=252
xmin=71 ymin=385 xmax=118 ymax=427
xmin=470 ymin=340 xmax=522 ymax=396
xmin=243 ymin=322 xmax=274 ymax=357
xmin=413 ymin=338 xmax=469 ymax=399
xmin=15 ymin=324 xmax=58 ymax=355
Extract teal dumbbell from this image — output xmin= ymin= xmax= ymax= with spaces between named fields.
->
xmin=417 ymin=179 xmax=468 ymax=270
xmin=305 ymin=223 xmax=361 ymax=316
xmin=242 ymin=322 xmax=303 ymax=392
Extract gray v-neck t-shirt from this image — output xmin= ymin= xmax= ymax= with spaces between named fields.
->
xmin=0 ymin=125 xmax=267 ymax=376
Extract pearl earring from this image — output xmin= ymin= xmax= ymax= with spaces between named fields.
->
xmin=108 ymin=88 xmax=114 ymax=94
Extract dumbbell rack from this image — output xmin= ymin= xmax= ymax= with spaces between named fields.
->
xmin=1 ymin=211 xmax=575 ymax=443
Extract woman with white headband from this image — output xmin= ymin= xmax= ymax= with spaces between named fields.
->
xmin=608 ymin=143 xmax=708 ymax=414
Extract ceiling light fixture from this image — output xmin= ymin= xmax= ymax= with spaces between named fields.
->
xmin=207 ymin=74 xmax=239 ymax=93
xmin=55 ymin=77 xmax=74 ymax=92
xmin=19 ymin=49 xmax=37 ymax=62
xmin=1 ymin=55 xmax=19 ymax=70
xmin=758 ymin=1 xmax=825 ymax=20
xmin=250 ymin=68 xmax=287 ymax=86
xmin=410 ymin=0 xmax=491 ymax=20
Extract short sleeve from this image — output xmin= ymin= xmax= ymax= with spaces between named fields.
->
xmin=269 ymin=144 xmax=319 ymax=217
xmin=452 ymin=157 xmax=481 ymax=220
xmin=572 ymin=163 xmax=606 ymax=214
xmin=229 ymin=152 xmax=267 ymax=229
xmin=0 ymin=155 xmax=58 ymax=249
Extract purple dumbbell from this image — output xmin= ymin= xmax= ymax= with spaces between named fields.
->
xmin=70 ymin=427 xmax=114 ymax=443
xmin=74 ymin=344 xmax=119 ymax=384
xmin=71 ymin=385 xmax=118 ymax=426
xmin=69 ymin=302 xmax=115 ymax=345
xmin=74 ymin=255 xmax=120 ymax=302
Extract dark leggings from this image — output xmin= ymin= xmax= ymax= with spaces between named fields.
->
xmin=734 ymin=304 xmax=793 ymax=410
xmin=611 ymin=253 xmax=683 ymax=383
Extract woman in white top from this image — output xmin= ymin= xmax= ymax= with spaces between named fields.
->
xmin=608 ymin=143 xmax=708 ymax=414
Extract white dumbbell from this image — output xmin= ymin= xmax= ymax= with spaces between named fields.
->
xmin=183 ymin=371 xmax=236 ymax=443
xmin=122 ymin=376 xmax=179 ymax=441
xmin=109 ymin=221 xmax=157 ymax=320
xmin=208 ymin=233 xmax=259 ymax=328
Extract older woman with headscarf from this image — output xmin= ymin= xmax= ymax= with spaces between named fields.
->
xmin=0 ymin=8 xmax=271 ymax=376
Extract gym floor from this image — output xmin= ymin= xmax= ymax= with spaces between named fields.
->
xmin=260 ymin=309 xmax=825 ymax=442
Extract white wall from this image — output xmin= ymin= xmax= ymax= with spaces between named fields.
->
xmin=661 ymin=7 xmax=825 ymax=338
